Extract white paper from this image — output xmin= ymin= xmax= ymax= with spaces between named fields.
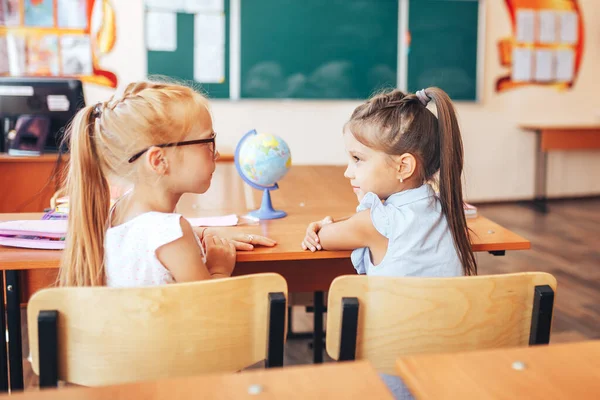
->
xmin=538 ymin=11 xmax=556 ymax=43
xmin=187 ymin=214 xmax=238 ymax=227
xmin=534 ymin=49 xmax=554 ymax=82
xmin=145 ymin=0 xmax=184 ymax=12
xmin=60 ymin=36 xmax=93 ymax=75
xmin=194 ymin=13 xmax=225 ymax=83
xmin=184 ymin=0 xmax=224 ymax=13
xmin=57 ymin=0 xmax=88 ymax=29
xmin=194 ymin=47 xmax=225 ymax=83
xmin=555 ymin=49 xmax=575 ymax=82
xmin=6 ymin=34 xmax=26 ymax=76
xmin=559 ymin=11 xmax=578 ymax=44
xmin=516 ymin=9 xmax=535 ymax=43
xmin=0 ymin=38 xmax=8 ymax=74
xmin=194 ymin=13 xmax=225 ymax=45
xmin=146 ymin=11 xmax=177 ymax=51
xmin=512 ymin=48 xmax=533 ymax=82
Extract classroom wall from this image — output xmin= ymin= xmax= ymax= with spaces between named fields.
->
xmin=86 ymin=0 xmax=600 ymax=202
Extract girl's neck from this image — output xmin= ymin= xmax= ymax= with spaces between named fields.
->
xmin=114 ymin=184 xmax=182 ymax=225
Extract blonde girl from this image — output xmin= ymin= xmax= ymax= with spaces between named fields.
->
xmin=59 ymin=81 xmax=274 ymax=287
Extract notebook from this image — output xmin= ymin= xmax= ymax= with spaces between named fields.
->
xmin=0 ymin=220 xmax=67 ymax=250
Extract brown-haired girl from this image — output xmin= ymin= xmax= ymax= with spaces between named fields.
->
xmin=302 ymin=87 xmax=476 ymax=278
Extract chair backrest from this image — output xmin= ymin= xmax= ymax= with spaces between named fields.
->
xmin=326 ymin=272 xmax=556 ymax=374
xmin=27 ymin=273 xmax=287 ymax=386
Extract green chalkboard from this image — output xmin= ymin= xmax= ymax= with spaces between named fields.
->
xmin=240 ymin=0 xmax=399 ymax=99
xmin=407 ymin=0 xmax=479 ymax=101
xmin=147 ymin=4 xmax=230 ymax=99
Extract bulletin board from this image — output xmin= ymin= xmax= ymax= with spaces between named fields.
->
xmin=0 ymin=0 xmax=118 ymax=88
xmin=496 ymin=0 xmax=584 ymax=92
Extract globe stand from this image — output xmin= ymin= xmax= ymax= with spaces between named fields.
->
xmin=248 ymin=189 xmax=287 ymax=220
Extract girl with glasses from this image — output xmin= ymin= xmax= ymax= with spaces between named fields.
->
xmin=58 ymin=81 xmax=275 ymax=287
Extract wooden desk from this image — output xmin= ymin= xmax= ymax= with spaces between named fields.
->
xmin=0 ymin=165 xmax=531 ymax=289
xmin=2 ymin=361 xmax=393 ymax=399
xmin=520 ymin=125 xmax=600 ymax=213
xmin=0 ymin=165 xmax=530 ymax=385
xmin=0 ymin=154 xmax=66 ymax=213
xmin=396 ymin=340 xmax=600 ymax=400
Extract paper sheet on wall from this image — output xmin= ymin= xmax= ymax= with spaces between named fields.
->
xmin=537 ymin=10 xmax=556 ymax=44
xmin=57 ymin=0 xmax=88 ymax=29
xmin=0 ymin=38 xmax=8 ymax=74
xmin=146 ymin=11 xmax=177 ymax=51
xmin=194 ymin=13 xmax=225 ymax=83
xmin=515 ymin=9 xmax=535 ymax=43
xmin=534 ymin=49 xmax=554 ymax=82
xmin=559 ymin=11 xmax=578 ymax=44
xmin=145 ymin=0 xmax=184 ymax=12
xmin=185 ymin=0 xmax=224 ymax=13
xmin=512 ymin=48 xmax=533 ymax=82
xmin=555 ymin=49 xmax=575 ymax=82
xmin=60 ymin=36 xmax=93 ymax=75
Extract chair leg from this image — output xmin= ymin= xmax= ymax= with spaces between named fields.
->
xmin=266 ymin=292 xmax=286 ymax=368
xmin=313 ymin=291 xmax=325 ymax=363
xmin=338 ymin=297 xmax=359 ymax=361
xmin=529 ymin=285 xmax=554 ymax=345
xmin=38 ymin=310 xmax=59 ymax=388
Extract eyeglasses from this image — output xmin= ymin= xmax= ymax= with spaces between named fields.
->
xmin=128 ymin=133 xmax=217 ymax=163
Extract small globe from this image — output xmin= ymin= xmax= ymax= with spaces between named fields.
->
xmin=236 ymin=132 xmax=292 ymax=187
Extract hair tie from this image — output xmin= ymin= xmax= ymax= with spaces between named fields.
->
xmin=93 ymin=102 xmax=103 ymax=119
xmin=415 ymin=89 xmax=431 ymax=106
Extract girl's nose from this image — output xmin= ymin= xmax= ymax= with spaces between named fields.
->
xmin=344 ymin=164 xmax=353 ymax=179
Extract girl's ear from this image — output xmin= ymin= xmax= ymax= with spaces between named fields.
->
xmin=395 ymin=153 xmax=417 ymax=182
xmin=146 ymin=147 xmax=169 ymax=175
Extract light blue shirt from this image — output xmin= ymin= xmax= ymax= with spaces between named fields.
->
xmin=351 ymin=184 xmax=463 ymax=277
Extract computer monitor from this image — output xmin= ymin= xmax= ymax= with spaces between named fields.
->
xmin=0 ymin=77 xmax=85 ymax=153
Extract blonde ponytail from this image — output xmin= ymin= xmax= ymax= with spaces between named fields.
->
xmin=58 ymin=104 xmax=110 ymax=286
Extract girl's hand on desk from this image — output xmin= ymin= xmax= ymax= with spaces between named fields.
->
xmin=302 ymin=216 xmax=333 ymax=252
xmin=227 ymin=232 xmax=277 ymax=251
xmin=198 ymin=228 xmax=277 ymax=251
xmin=204 ymin=234 xmax=236 ymax=278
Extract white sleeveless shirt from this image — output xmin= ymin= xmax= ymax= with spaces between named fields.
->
xmin=104 ymin=211 xmax=205 ymax=287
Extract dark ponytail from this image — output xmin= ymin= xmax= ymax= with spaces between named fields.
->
xmin=422 ymin=88 xmax=477 ymax=276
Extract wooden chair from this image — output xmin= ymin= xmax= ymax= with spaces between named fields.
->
xmin=27 ymin=273 xmax=287 ymax=387
xmin=325 ymin=272 xmax=556 ymax=375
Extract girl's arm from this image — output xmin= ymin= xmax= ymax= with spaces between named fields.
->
xmin=196 ymin=227 xmax=276 ymax=251
xmin=307 ymin=210 xmax=386 ymax=251
xmin=157 ymin=218 xmax=235 ymax=281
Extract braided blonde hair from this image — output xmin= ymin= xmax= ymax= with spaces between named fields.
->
xmin=346 ymin=88 xmax=477 ymax=276
xmin=58 ymin=81 xmax=210 ymax=286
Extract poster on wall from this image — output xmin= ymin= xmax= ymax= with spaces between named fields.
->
xmin=496 ymin=0 xmax=584 ymax=92
xmin=0 ymin=0 xmax=118 ymax=88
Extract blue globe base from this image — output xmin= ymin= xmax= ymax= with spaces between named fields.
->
xmin=249 ymin=189 xmax=287 ymax=220
xmin=248 ymin=208 xmax=287 ymax=220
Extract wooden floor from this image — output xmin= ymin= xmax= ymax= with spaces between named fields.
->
xmin=17 ymin=197 xmax=600 ymax=390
